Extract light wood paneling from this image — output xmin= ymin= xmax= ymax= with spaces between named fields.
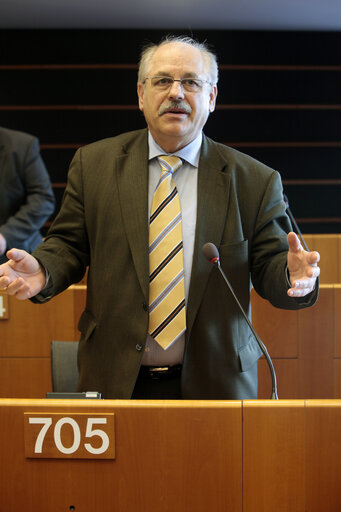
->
xmin=71 ymin=285 xmax=87 ymax=329
xmin=1 ymin=398 xmax=341 ymax=511
xmin=305 ymin=400 xmax=341 ymax=512
xmin=243 ymin=400 xmax=305 ymax=512
xmin=0 ymin=285 xmax=86 ymax=358
xmin=303 ymin=234 xmax=340 ymax=283
xmin=253 ymin=286 xmax=340 ymax=398
xmin=0 ymin=358 xmax=51 ymax=398
xmin=334 ymin=360 xmax=341 ymax=397
xmin=0 ymin=286 xmax=86 ymax=398
xmin=334 ymin=285 xmax=341 ymax=357
xmin=252 ymin=289 xmax=298 ymax=357
xmin=298 ymin=286 xmax=334 ymax=398
xmin=0 ymin=399 xmax=242 ymax=512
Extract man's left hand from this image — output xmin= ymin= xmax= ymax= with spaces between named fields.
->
xmin=287 ymin=232 xmax=320 ymax=297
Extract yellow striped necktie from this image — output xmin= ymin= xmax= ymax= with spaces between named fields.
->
xmin=148 ymin=155 xmax=186 ymax=350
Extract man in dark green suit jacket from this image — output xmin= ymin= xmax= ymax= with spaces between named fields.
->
xmin=0 ymin=36 xmax=319 ymax=399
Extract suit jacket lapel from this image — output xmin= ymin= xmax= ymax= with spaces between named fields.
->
xmin=116 ymin=131 xmax=150 ymax=303
xmin=186 ymin=136 xmax=231 ymax=336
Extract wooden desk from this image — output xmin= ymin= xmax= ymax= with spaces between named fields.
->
xmin=243 ymin=399 xmax=341 ymax=512
xmin=0 ymin=399 xmax=242 ymax=512
xmin=1 ymin=399 xmax=340 ymax=511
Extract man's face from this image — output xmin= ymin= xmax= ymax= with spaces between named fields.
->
xmin=137 ymin=42 xmax=217 ymax=153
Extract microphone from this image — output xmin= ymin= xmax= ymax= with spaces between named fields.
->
xmin=202 ymin=242 xmax=278 ymax=400
xmin=283 ymin=194 xmax=309 ymax=251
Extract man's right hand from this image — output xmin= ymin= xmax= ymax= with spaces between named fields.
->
xmin=0 ymin=249 xmax=46 ymax=300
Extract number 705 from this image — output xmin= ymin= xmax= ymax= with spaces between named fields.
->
xmin=25 ymin=414 xmax=115 ymax=459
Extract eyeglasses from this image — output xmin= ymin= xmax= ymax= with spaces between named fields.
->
xmin=145 ymin=76 xmax=212 ymax=93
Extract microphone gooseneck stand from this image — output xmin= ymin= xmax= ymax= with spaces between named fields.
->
xmin=202 ymin=242 xmax=278 ymax=400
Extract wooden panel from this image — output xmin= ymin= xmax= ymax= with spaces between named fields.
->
xmin=298 ymin=286 xmax=334 ymax=398
xmin=255 ymin=285 xmax=339 ymax=399
xmin=0 ymin=286 xmax=86 ymax=358
xmin=339 ymin=237 xmax=341 ymax=282
xmin=0 ymin=358 xmax=51 ymax=398
xmin=334 ymin=285 xmax=341 ymax=358
xmin=334 ymin=360 xmax=341 ymax=398
xmin=251 ymin=289 xmax=298 ymax=357
xmin=2 ymin=397 xmax=341 ymax=511
xmin=305 ymin=400 xmax=341 ymax=512
xmin=0 ymin=286 xmax=86 ymax=399
xmin=72 ymin=285 xmax=87 ymax=327
xmin=243 ymin=400 xmax=305 ymax=512
xmin=0 ymin=399 xmax=242 ymax=512
xmin=258 ymin=358 xmax=299 ymax=399
xmin=303 ymin=234 xmax=340 ymax=283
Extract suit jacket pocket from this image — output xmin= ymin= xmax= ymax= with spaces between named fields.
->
xmin=78 ymin=310 xmax=97 ymax=342
xmin=238 ymin=335 xmax=263 ymax=372
xmin=219 ymin=239 xmax=250 ymax=310
xmin=219 ymin=239 xmax=248 ymax=272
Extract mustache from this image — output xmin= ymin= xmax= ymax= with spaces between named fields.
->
xmin=158 ymin=101 xmax=192 ymax=116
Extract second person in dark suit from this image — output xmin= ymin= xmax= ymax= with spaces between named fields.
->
xmin=0 ymin=127 xmax=55 ymax=264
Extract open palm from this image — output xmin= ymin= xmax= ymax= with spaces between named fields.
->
xmin=0 ymin=249 xmax=46 ymax=300
xmin=287 ymin=232 xmax=320 ymax=297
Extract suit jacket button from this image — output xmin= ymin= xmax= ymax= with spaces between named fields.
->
xmin=142 ymin=303 xmax=149 ymax=312
xmin=136 ymin=344 xmax=143 ymax=351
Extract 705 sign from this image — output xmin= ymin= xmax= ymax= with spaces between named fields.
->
xmin=24 ymin=413 xmax=115 ymax=459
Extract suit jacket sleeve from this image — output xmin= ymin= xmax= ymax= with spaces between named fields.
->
xmin=33 ymin=146 xmax=91 ymax=295
xmin=249 ymin=168 xmax=318 ymax=308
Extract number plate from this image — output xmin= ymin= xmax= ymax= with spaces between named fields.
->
xmin=0 ymin=292 xmax=8 ymax=320
xmin=24 ymin=413 xmax=115 ymax=459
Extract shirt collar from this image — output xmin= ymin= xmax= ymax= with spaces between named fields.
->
xmin=148 ymin=132 xmax=202 ymax=168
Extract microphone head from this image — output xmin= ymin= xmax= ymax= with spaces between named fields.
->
xmin=202 ymin=242 xmax=220 ymax=264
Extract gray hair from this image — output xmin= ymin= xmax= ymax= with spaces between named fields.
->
xmin=137 ymin=35 xmax=219 ymax=85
